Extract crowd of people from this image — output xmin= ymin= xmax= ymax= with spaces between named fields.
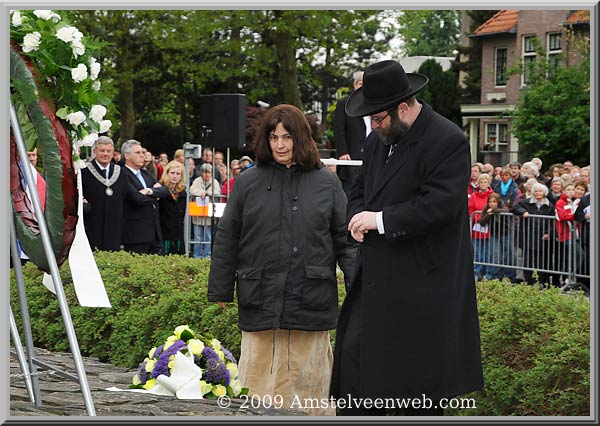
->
xmin=467 ymin=158 xmax=591 ymax=289
xmin=79 ymin=137 xmax=255 ymax=259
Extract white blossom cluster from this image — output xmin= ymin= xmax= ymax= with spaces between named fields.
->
xmin=10 ymin=9 xmax=112 ymax=162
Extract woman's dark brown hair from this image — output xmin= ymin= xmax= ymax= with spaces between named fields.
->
xmin=253 ymin=104 xmax=321 ymax=170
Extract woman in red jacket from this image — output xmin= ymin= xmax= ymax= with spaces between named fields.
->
xmin=468 ymin=173 xmax=495 ymax=280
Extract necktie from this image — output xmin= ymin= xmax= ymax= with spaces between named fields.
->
xmin=386 ymin=143 xmax=398 ymax=163
xmin=103 ymin=168 xmax=108 ymax=179
xmin=136 ymin=170 xmax=147 ymax=188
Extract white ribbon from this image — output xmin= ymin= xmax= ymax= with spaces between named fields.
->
xmin=106 ymin=352 xmax=204 ymax=399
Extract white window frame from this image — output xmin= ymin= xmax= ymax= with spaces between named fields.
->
xmin=495 ymin=47 xmax=508 ymax=86
xmin=485 ymin=122 xmax=509 ymax=150
xmin=522 ymin=35 xmax=537 ymax=86
xmin=547 ymin=32 xmax=562 ymax=77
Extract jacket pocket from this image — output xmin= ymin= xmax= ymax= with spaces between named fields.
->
xmin=301 ymin=265 xmax=337 ymax=311
xmin=236 ymin=266 xmax=264 ymax=308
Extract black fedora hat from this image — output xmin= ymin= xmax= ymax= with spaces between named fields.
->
xmin=345 ymin=60 xmax=429 ymax=117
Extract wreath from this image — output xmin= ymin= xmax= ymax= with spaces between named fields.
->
xmin=10 ymin=10 xmax=112 ymax=271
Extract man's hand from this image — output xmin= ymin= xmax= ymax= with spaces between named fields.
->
xmin=153 ymin=182 xmax=162 ymax=188
xmin=139 ymin=188 xmax=152 ymax=195
xmin=348 ymin=211 xmax=378 ymax=242
xmin=339 ymin=154 xmax=351 ymax=161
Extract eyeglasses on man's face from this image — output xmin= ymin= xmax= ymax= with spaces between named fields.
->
xmin=370 ymin=109 xmax=393 ymax=125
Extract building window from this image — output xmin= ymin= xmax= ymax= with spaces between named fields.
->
xmin=485 ymin=123 xmax=509 ymax=150
xmin=522 ymin=35 xmax=537 ymax=85
xmin=547 ymin=32 xmax=562 ymax=78
xmin=495 ymin=48 xmax=507 ymax=86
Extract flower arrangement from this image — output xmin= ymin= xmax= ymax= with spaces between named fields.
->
xmin=10 ymin=9 xmax=112 ymax=160
xmin=131 ymin=325 xmax=249 ymax=399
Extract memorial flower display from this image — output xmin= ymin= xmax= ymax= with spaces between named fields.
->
xmin=130 ymin=325 xmax=248 ymax=400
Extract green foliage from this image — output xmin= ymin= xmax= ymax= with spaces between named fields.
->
xmin=10 ymin=254 xmax=589 ymax=415
xmin=417 ymin=59 xmax=462 ymax=126
xmin=448 ymin=280 xmax=589 ymax=416
xmin=509 ymin=34 xmax=590 ymax=166
xmin=397 ymin=10 xmax=461 ymax=57
xmin=456 ymin=11 xmax=498 ymax=104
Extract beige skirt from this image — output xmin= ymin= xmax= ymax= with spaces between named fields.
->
xmin=238 ymin=329 xmax=335 ymax=416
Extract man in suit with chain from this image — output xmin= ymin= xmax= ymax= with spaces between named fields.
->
xmin=81 ymin=136 xmax=126 ymax=251
xmin=333 ymin=70 xmax=372 ymax=196
xmin=121 ymin=139 xmax=170 ymax=254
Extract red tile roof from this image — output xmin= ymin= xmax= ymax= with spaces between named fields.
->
xmin=565 ymin=10 xmax=590 ymax=25
xmin=473 ymin=10 xmax=518 ymax=36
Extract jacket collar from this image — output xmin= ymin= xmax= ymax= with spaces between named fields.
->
xmin=366 ymin=101 xmax=431 ymax=204
xmin=528 ymin=196 xmax=550 ymax=206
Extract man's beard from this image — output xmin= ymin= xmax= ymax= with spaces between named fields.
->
xmin=375 ymin=113 xmax=410 ymax=146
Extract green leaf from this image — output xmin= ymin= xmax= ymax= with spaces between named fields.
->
xmin=55 ymin=107 xmax=69 ymax=119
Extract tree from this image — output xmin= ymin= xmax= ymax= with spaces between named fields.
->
xmin=417 ymin=59 xmax=462 ymax=126
xmin=510 ymin=34 xmax=590 ymax=166
xmin=456 ymin=10 xmax=498 ymax=104
xmin=397 ymin=10 xmax=461 ymax=57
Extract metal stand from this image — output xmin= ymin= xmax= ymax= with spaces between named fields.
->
xmin=10 ymin=100 xmax=96 ymax=416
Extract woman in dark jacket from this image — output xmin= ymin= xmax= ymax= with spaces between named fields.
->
xmin=158 ymin=160 xmax=187 ymax=255
xmin=208 ymin=104 xmax=356 ymax=416
xmin=512 ymin=182 xmax=556 ymax=287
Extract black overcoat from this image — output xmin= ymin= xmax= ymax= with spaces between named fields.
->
xmin=333 ymin=95 xmax=367 ymax=183
xmin=331 ymin=101 xmax=484 ymax=401
xmin=81 ymin=161 xmax=126 ymax=251
xmin=122 ymin=167 xmax=170 ymax=245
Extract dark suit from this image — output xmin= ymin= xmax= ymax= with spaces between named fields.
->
xmin=81 ymin=161 xmax=126 ymax=251
xmin=333 ymin=96 xmax=367 ymax=194
xmin=122 ymin=166 xmax=170 ymax=254
xmin=331 ymin=102 xmax=484 ymax=406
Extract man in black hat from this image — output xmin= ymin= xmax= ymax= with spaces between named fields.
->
xmin=330 ymin=60 xmax=484 ymax=416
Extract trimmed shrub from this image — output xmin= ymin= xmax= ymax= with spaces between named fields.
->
xmin=10 ymin=253 xmax=589 ymax=415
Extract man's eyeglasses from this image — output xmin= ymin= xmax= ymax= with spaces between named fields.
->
xmin=370 ymin=110 xmax=392 ymax=125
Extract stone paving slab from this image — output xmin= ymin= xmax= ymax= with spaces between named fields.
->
xmin=10 ymin=347 xmax=306 ymax=417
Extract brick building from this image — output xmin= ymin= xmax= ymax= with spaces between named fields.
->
xmin=460 ymin=10 xmax=590 ymax=165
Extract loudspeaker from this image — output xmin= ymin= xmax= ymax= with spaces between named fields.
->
xmin=197 ymin=94 xmax=247 ymax=149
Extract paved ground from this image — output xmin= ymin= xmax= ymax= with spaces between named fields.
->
xmin=9 ymin=347 xmax=305 ymax=417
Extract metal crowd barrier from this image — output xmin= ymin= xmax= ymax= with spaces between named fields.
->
xmin=469 ymin=211 xmax=589 ymax=291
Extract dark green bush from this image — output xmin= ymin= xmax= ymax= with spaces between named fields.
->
xmin=10 ymin=253 xmax=589 ymax=415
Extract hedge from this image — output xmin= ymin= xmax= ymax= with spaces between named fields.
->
xmin=10 ymin=251 xmax=589 ymax=415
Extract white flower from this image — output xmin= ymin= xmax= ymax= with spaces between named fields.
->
xmin=71 ymin=64 xmax=88 ymax=83
xmin=81 ymin=133 xmax=98 ymax=147
xmin=229 ymin=379 xmax=243 ymax=396
xmin=210 ymin=338 xmax=222 ymax=351
xmin=89 ymin=57 xmax=101 ymax=80
xmin=71 ymin=40 xmax=85 ymax=58
xmin=89 ymin=105 xmax=107 ymax=123
xmin=99 ymin=120 xmax=112 ymax=133
xmin=74 ymin=159 xmax=87 ymax=171
xmin=92 ymin=80 xmax=101 ymax=91
xmin=11 ymin=11 xmax=22 ymax=27
xmin=22 ymin=32 xmax=41 ymax=53
xmin=55 ymin=26 xmax=79 ymax=43
xmin=65 ymin=111 xmax=86 ymax=126
xmin=33 ymin=10 xmax=61 ymax=22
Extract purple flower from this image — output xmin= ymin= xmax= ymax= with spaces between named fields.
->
xmin=202 ymin=346 xmax=219 ymax=362
xmin=153 ymin=344 xmax=165 ymax=359
xmin=136 ymin=360 xmax=148 ymax=385
xmin=151 ymin=355 xmax=170 ymax=378
xmin=222 ymin=347 xmax=237 ymax=364
xmin=150 ymin=340 xmax=187 ymax=379
xmin=203 ymin=357 xmax=230 ymax=386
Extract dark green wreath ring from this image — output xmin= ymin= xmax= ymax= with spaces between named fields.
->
xmin=10 ymin=41 xmax=78 ymax=272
